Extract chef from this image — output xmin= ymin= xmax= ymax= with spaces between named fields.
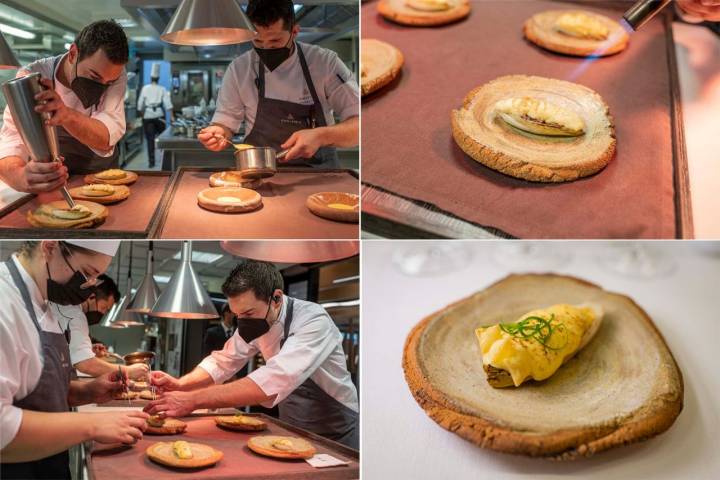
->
xmin=57 ymin=274 xmax=149 ymax=379
xmin=137 ymin=63 xmax=174 ymax=168
xmin=0 ymin=241 xmax=148 ymax=479
xmin=198 ymin=0 xmax=359 ymax=168
xmin=146 ymin=260 xmax=359 ymax=449
xmin=0 ymin=20 xmax=129 ymax=194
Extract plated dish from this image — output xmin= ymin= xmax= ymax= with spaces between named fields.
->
xmin=378 ymin=0 xmax=471 ymax=26
xmin=247 ymin=435 xmax=317 ymax=460
xmin=146 ymin=441 xmax=223 ymax=469
xmin=27 ymin=201 xmax=107 ymax=229
xmin=403 ymin=274 xmax=683 ymax=459
xmin=361 ymin=39 xmax=404 ymax=96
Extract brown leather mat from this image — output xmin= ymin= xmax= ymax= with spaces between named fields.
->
xmin=361 ymin=0 xmax=678 ymax=239
xmin=157 ymin=169 xmax=359 ymax=239
xmin=87 ymin=414 xmax=358 ymax=480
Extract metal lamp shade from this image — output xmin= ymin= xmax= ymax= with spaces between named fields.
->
xmin=127 ymin=247 xmax=161 ymax=313
xmin=98 ymin=295 xmax=130 ymax=329
xmin=161 ymin=0 xmax=256 ymax=46
xmin=150 ymin=241 xmax=218 ymax=319
xmin=0 ymin=33 xmax=20 ymax=69
xmin=221 ymin=241 xmax=360 ymax=263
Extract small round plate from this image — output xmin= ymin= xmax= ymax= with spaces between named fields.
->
xmin=306 ymin=192 xmax=359 ymax=223
xmin=27 ymin=200 xmax=107 ymax=229
xmin=146 ymin=442 xmax=223 ymax=469
xmin=247 ymin=436 xmax=316 ymax=460
xmin=214 ymin=415 xmax=267 ymax=432
xmin=84 ymin=170 xmax=138 ymax=186
xmin=68 ymin=184 xmax=130 ymax=204
xmin=197 ymin=187 xmax=262 ymax=213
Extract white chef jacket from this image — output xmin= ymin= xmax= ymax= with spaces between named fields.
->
xmin=0 ymin=255 xmax=64 ymax=450
xmin=137 ymin=83 xmax=173 ymax=120
xmin=55 ymin=305 xmax=96 ymax=366
xmin=198 ymin=295 xmax=358 ymax=412
xmin=0 ymin=53 xmax=127 ymax=161
xmin=212 ymin=42 xmax=359 ymax=135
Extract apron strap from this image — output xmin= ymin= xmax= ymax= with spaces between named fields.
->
xmin=5 ymin=259 xmax=43 ymax=333
xmin=281 ymin=297 xmax=295 ymax=347
xmin=296 ymin=45 xmax=326 ymax=127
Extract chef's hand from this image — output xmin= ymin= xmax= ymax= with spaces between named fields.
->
xmin=198 ymin=125 xmax=230 ymax=152
xmin=84 ymin=370 xmax=125 ymax=404
xmin=89 ymin=410 xmax=148 ymax=445
xmin=281 ymin=128 xmax=325 ymax=162
xmin=92 ymin=343 xmax=108 ymax=357
xmin=125 ymin=363 xmax=150 ymax=381
xmin=677 ymin=0 xmax=720 ymax=21
xmin=34 ymin=78 xmax=76 ymax=127
xmin=143 ymin=391 xmax=196 ymax=418
xmin=0 ymin=156 xmax=68 ymax=194
xmin=149 ymin=371 xmax=182 ymax=393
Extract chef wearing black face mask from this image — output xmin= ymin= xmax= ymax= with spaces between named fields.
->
xmin=0 ymin=20 xmax=129 ymax=194
xmin=146 ymin=260 xmax=359 ymax=450
xmin=197 ymin=0 xmax=359 ymax=168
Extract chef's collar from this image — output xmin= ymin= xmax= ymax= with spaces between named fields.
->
xmin=273 ymin=293 xmax=288 ymax=332
xmin=11 ymin=253 xmax=49 ymax=313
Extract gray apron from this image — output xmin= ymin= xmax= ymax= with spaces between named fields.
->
xmin=1 ymin=260 xmax=73 ymax=480
xmin=50 ymin=55 xmax=119 ymax=174
xmin=277 ymin=298 xmax=359 ymax=449
xmin=244 ymin=44 xmax=339 ymax=168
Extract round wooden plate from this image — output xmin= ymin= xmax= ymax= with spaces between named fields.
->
xmin=451 ymin=75 xmax=615 ymax=182
xmin=214 ymin=415 xmax=267 ymax=432
xmin=197 ymin=187 xmax=262 ymax=213
xmin=27 ymin=200 xmax=108 ymax=229
xmin=145 ymin=418 xmax=187 ymax=435
xmin=403 ymin=273 xmax=683 ymax=460
xmin=68 ymin=184 xmax=130 ymax=204
xmin=146 ymin=442 xmax=223 ymax=469
xmin=84 ymin=170 xmax=138 ymax=186
xmin=306 ymin=192 xmax=359 ymax=223
xmin=209 ymin=172 xmax=263 ymax=189
xmin=361 ymin=39 xmax=404 ymax=97
xmin=247 ymin=436 xmax=316 ymax=460
xmin=524 ymin=10 xmax=629 ymax=58
xmin=378 ymin=0 xmax=471 ymax=27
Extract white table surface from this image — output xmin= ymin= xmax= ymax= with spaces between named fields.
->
xmin=361 ymin=240 xmax=720 ymax=479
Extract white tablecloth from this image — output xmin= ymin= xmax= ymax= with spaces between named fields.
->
xmin=362 ymin=241 xmax=720 ymax=479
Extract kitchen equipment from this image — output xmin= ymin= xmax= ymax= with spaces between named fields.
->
xmin=0 ymin=32 xmax=20 ymax=69
xmin=123 ymin=350 xmax=156 ymax=366
xmin=2 ymin=72 xmax=75 ymax=207
xmin=623 ymin=0 xmax=672 ymax=30
xmin=234 ymin=147 xmax=288 ymax=180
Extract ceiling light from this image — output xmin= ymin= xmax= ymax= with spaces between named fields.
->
xmin=0 ymin=24 xmax=35 ymax=40
xmin=161 ymin=0 xmax=256 ymax=46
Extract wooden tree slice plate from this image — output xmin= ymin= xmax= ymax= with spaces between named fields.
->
xmin=27 ymin=200 xmax=108 ymax=229
xmin=197 ymin=187 xmax=262 ymax=213
xmin=68 ymin=185 xmax=130 ymax=204
xmin=378 ymin=0 xmax=471 ymax=27
xmin=214 ymin=415 xmax=268 ymax=432
xmin=84 ymin=170 xmax=138 ymax=186
xmin=247 ymin=436 xmax=317 ymax=460
xmin=306 ymin=192 xmax=359 ymax=223
xmin=146 ymin=442 xmax=223 ymax=469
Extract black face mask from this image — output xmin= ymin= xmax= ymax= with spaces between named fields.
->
xmin=254 ymin=35 xmax=294 ymax=72
xmin=85 ymin=297 xmax=103 ymax=325
xmin=71 ymin=60 xmax=108 ymax=109
xmin=46 ymin=249 xmax=94 ymax=306
xmin=236 ymin=297 xmax=274 ymax=343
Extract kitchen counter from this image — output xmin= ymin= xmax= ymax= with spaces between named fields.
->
xmin=75 ymin=406 xmax=359 ymax=480
xmin=154 ymin=167 xmax=359 ymax=239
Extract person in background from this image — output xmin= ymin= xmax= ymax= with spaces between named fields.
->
xmin=198 ymin=0 xmax=359 ymax=167
xmin=0 ymin=241 xmax=148 ymax=479
xmin=56 ymin=273 xmax=148 ymax=379
xmin=676 ymin=0 xmax=720 ymax=21
xmin=203 ymin=304 xmax=237 ymax=357
xmin=137 ymin=63 xmax=173 ymax=168
xmin=0 ymin=20 xmax=129 ymax=193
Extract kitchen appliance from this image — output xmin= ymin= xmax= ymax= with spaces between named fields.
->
xmin=623 ymin=0 xmax=672 ymax=30
xmin=1 ymin=72 xmax=75 ymax=207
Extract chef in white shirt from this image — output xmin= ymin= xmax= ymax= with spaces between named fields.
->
xmin=0 ymin=241 xmax=148 ymax=480
xmin=0 ymin=20 xmax=128 ymax=194
xmin=198 ymin=0 xmax=359 ymax=168
xmin=146 ymin=260 xmax=359 ymax=449
xmin=56 ymin=274 xmax=149 ymax=379
xmin=137 ymin=63 xmax=173 ymax=168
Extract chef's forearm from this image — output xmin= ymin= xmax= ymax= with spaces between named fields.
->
xmin=74 ymin=357 xmax=116 ymax=378
xmin=67 ymin=379 xmax=94 ymax=406
xmin=62 ymin=109 xmax=112 ymax=151
xmin=0 ymin=410 xmax=93 ymax=462
xmin=191 ymin=377 xmax=275 ymax=409
xmin=319 ymin=115 xmax=358 ymax=148
xmin=178 ymin=367 xmax=215 ymax=391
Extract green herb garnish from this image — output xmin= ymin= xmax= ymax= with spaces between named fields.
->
xmin=499 ymin=313 xmax=568 ymax=351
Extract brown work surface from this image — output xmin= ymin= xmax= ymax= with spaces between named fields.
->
xmin=0 ymin=171 xmax=173 ymax=238
xmin=155 ymin=168 xmax=359 ymax=239
xmin=87 ymin=414 xmax=359 ymax=480
xmin=362 ymin=0 xmax=687 ymax=239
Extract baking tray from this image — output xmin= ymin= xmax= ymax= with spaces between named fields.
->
xmin=151 ymin=167 xmax=359 ymax=239
xmin=86 ymin=413 xmax=359 ymax=480
xmin=361 ymin=0 xmax=692 ymax=239
xmin=0 ymin=170 xmax=176 ymax=239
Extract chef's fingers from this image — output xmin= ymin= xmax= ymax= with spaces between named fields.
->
xmin=38 ymin=78 xmax=54 ymax=89
xmin=26 ymin=177 xmax=68 ymax=194
xmin=34 ymin=88 xmax=58 ymax=102
xmin=127 ymin=410 xmax=150 ymax=419
xmin=282 ymin=144 xmax=303 ymax=162
xmin=128 ymin=416 xmax=148 ymax=431
xmin=163 ymin=408 xmax=184 ymax=418
xmin=120 ymin=433 xmax=137 ymax=445
xmin=281 ymin=132 xmax=299 ymax=150
xmin=143 ymin=401 xmax=164 ymax=414
xmin=197 ymin=130 xmax=214 ymax=140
